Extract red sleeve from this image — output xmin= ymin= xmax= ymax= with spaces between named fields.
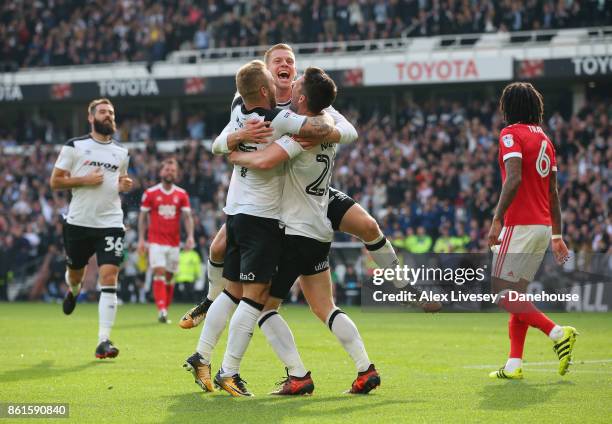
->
xmin=140 ymin=190 xmax=152 ymax=211
xmin=181 ymin=192 xmax=191 ymax=211
xmin=499 ymin=127 xmax=523 ymax=162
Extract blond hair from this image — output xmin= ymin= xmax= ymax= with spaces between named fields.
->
xmin=88 ymin=98 xmax=113 ymax=115
xmin=236 ymin=60 xmax=269 ymax=103
xmin=263 ymin=43 xmax=294 ymax=65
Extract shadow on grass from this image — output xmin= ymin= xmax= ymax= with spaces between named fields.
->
xmin=161 ymin=391 xmax=415 ymax=423
xmin=0 ymin=360 xmax=115 ymax=383
xmin=478 ymin=380 xmax=574 ymax=410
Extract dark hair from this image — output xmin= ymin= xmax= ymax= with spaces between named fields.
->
xmin=499 ymin=82 xmax=544 ymax=125
xmin=302 ymin=67 xmax=337 ymax=114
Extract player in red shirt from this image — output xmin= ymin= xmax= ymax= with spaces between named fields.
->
xmin=138 ymin=157 xmax=195 ymax=323
xmin=487 ymin=82 xmax=576 ymax=380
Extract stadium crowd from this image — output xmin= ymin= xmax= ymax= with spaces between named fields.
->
xmin=2 ymin=0 xmax=610 ymax=69
xmin=0 ymin=96 xmax=609 ymax=301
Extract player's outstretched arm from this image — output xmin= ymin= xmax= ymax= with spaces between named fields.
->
xmin=228 ymin=143 xmax=290 ymax=170
xmin=49 ymin=167 xmax=103 ymax=190
xmin=549 ymin=170 xmax=569 ymax=264
xmin=326 ymin=105 xmax=358 ymax=144
xmin=488 ymin=157 xmax=522 ymax=247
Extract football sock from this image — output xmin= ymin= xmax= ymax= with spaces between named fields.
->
xmin=326 ymin=308 xmax=371 ymax=373
xmin=152 ymin=275 xmax=167 ymax=312
xmin=207 ymin=260 xmax=225 ymax=301
xmin=259 ymin=310 xmax=308 ymax=378
xmin=221 ymin=298 xmax=264 ymax=377
xmin=165 ymin=283 xmax=174 ymax=308
xmin=197 ymin=290 xmax=239 ymax=364
xmin=98 ymin=287 xmax=117 ymax=343
xmin=508 ymin=313 xmax=528 ymax=360
xmin=548 ymin=325 xmax=564 ymax=341
xmin=65 ymin=271 xmax=81 ymax=295
xmin=498 ymin=291 xmax=556 ymax=335
xmin=364 ymin=235 xmax=403 ymax=287
xmin=505 ymin=357 xmax=523 ymax=372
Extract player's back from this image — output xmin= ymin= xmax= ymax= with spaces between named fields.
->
xmin=282 ymin=141 xmax=336 ymax=242
xmin=498 ymin=123 xmax=556 ymax=227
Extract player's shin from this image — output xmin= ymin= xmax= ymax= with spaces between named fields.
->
xmin=220 ymin=297 xmax=265 ymax=377
xmin=498 ymin=289 xmax=557 ymax=336
xmin=196 ymin=289 xmax=239 ymax=364
xmin=152 ymin=274 xmax=167 ymax=312
xmin=326 ymin=308 xmax=371 ymax=373
xmin=98 ymin=286 xmax=117 ymax=343
xmin=259 ymin=310 xmax=308 ymax=378
xmin=506 ymin=313 xmax=528 ymax=372
xmin=364 ymin=235 xmax=400 ymax=273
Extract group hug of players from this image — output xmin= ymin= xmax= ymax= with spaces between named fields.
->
xmin=50 ymin=43 xmax=578 ymax=397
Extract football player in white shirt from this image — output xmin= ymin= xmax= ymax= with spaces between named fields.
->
xmin=49 ymin=98 xmax=133 ymax=359
xmin=229 ymin=67 xmax=380 ymax=395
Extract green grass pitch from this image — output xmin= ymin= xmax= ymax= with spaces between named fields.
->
xmin=1 ymin=303 xmax=611 ymax=423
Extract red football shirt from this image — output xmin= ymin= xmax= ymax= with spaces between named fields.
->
xmin=497 ymin=123 xmax=557 ymax=226
xmin=140 ymin=184 xmax=191 ymax=246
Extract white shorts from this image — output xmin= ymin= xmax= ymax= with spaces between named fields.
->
xmin=149 ymin=243 xmax=180 ymax=273
xmin=491 ymin=225 xmax=551 ymax=283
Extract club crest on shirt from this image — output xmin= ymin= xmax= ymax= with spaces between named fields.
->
xmin=502 ymin=134 xmax=514 ymax=147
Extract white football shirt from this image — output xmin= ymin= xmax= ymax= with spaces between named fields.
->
xmin=54 ymin=134 xmax=129 ymax=229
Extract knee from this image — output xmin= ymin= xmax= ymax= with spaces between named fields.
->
xmin=99 ymin=272 xmax=118 ymax=287
xmin=361 ymin=215 xmax=381 ymax=242
xmin=310 ymin=302 xmax=333 ymax=323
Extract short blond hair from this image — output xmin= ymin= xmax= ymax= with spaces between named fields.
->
xmin=88 ymin=98 xmax=113 ymax=115
xmin=264 ymin=43 xmax=294 ymax=65
xmin=236 ymin=60 xmax=269 ymax=103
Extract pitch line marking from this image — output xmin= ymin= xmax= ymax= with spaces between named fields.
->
xmin=464 ymin=359 xmax=612 ymax=369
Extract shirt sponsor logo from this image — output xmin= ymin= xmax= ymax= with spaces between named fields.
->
xmin=158 ymin=204 xmax=176 ymax=218
xmin=83 ymin=160 xmax=119 ymax=171
xmin=502 ymin=134 xmax=514 ymax=147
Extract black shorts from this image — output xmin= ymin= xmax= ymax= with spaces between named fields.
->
xmin=223 ymin=214 xmax=282 ymax=283
xmin=327 ymin=187 xmax=356 ymax=231
xmin=270 ymin=234 xmax=331 ymax=300
xmin=62 ymin=223 xmax=125 ymax=269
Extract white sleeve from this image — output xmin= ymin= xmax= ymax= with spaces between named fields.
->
xmin=325 ymin=105 xmax=358 ymax=144
xmin=120 ymin=155 xmax=129 ymax=174
xmin=274 ymin=135 xmax=303 ymax=159
xmin=55 ymin=146 xmax=76 ymax=171
xmin=271 ymin=110 xmax=306 ymax=135
xmin=211 ymin=121 xmax=233 ymax=155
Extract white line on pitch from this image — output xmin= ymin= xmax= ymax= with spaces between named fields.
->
xmin=524 ymin=369 xmax=612 ymax=375
xmin=464 ymin=359 xmax=612 ymax=369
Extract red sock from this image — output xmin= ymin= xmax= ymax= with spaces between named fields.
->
xmin=499 ymin=292 xmax=556 ymax=335
xmin=153 ymin=278 xmax=167 ymax=311
xmin=165 ymin=284 xmax=175 ymax=308
xmin=508 ymin=313 xmax=529 ymax=358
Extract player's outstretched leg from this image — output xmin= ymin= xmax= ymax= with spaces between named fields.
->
xmin=63 ymin=269 xmax=84 ymax=315
xmin=336 ymin=200 xmax=441 ymax=312
xmin=180 ymin=226 xmax=227 ymax=329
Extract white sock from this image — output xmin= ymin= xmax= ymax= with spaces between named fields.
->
xmin=98 ymin=289 xmax=117 ymax=343
xmin=259 ymin=310 xmax=308 ymax=378
xmin=326 ymin=308 xmax=371 ymax=373
xmin=65 ymin=271 xmax=81 ymax=295
xmin=221 ymin=299 xmax=263 ymax=377
xmin=207 ymin=260 xmax=225 ymax=301
xmin=196 ymin=290 xmax=238 ymax=364
xmin=364 ymin=236 xmax=404 ymax=288
xmin=504 ymin=357 xmax=523 ymax=372
xmin=548 ymin=325 xmax=564 ymax=341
